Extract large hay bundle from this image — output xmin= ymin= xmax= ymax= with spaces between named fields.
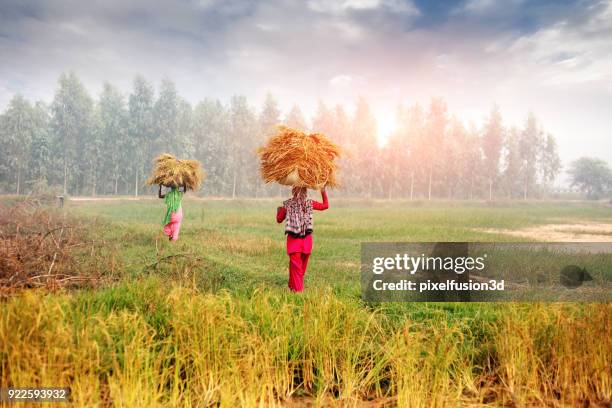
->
xmin=146 ymin=153 xmax=204 ymax=191
xmin=258 ymin=126 xmax=341 ymax=189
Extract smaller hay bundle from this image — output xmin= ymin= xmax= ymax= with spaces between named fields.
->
xmin=146 ymin=153 xmax=204 ymax=191
xmin=258 ymin=125 xmax=341 ymax=189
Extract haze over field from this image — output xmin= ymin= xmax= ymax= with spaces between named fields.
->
xmin=1 ymin=0 xmax=611 ymax=166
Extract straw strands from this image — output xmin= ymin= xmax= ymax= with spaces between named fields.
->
xmin=146 ymin=154 xmax=204 ymax=191
xmin=258 ymin=126 xmax=341 ymax=189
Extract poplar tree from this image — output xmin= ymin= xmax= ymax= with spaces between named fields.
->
xmin=154 ymin=79 xmax=179 ymax=155
xmin=539 ymin=133 xmax=561 ymax=192
xmin=98 ymin=83 xmax=129 ymax=194
xmin=502 ymin=127 xmax=522 ymax=197
xmin=0 ymin=95 xmax=34 ymax=194
xmin=284 ymin=104 xmax=308 ymax=130
xmin=519 ymin=113 xmax=543 ymax=200
xmin=259 ymin=93 xmax=281 ymax=137
xmin=50 ymin=72 xmax=94 ymax=195
xmin=258 ymin=93 xmax=282 ymax=196
xmin=27 ymin=101 xmax=52 ymax=188
xmin=312 ymin=100 xmax=335 ymax=137
xmin=229 ymin=95 xmax=258 ymax=198
xmin=128 ymin=75 xmax=155 ymax=196
xmin=424 ymin=98 xmax=448 ymax=199
xmin=482 ymin=105 xmax=504 ymax=200
xmin=444 ymin=117 xmax=468 ymax=198
xmin=193 ymin=98 xmax=231 ymax=195
xmin=352 ymin=97 xmax=378 ymax=196
xmin=177 ymin=98 xmax=194 ymax=158
xmin=464 ymin=122 xmax=484 ymax=199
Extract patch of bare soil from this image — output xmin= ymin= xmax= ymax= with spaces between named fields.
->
xmin=476 ymin=222 xmax=612 ymax=242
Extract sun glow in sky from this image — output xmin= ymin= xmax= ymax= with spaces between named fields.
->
xmin=375 ymin=110 xmax=397 ymax=145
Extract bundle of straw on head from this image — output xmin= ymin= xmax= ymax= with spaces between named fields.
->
xmin=258 ymin=125 xmax=341 ymax=189
xmin=146 ymin=153 xmax=204 ymax=191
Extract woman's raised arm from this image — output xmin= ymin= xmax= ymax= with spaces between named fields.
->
xmin=312 ymin=189 xmax=329 ymax=210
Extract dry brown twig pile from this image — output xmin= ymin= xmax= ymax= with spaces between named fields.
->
xmin=258 ymin=126 xmax=341 ymax=189
xmin=0 ymin=201 xmax=116 ymax=297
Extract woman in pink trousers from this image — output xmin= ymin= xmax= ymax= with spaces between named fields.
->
xmin=276 ymin=187 xmax=329 ymax=292
xmin=159 ymin=184 xmax=185 ymax=241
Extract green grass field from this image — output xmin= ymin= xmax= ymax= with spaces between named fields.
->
xmin=1 ymin=198 xmax=611 ymax=406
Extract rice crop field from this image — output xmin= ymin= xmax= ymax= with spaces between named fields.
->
xmin=1 ymin=197 xmax=611 ymax=407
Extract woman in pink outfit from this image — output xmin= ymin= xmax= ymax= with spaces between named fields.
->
xmin=276 ymin=187 xmax=329 ymax=292
xmin=159 ymin=184 xmax=185 ymax=241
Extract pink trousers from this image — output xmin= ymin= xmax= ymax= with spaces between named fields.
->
xmin=287 ymin=235 xmax=313 ymax=292
xmin=163 ymin=207 xmax=183 ymax=241
xmin=288 ymin=252 xmax=310 ymax=292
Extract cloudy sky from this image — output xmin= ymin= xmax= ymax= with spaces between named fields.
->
xmin=1 ymin=0 xmax=611 ymax=172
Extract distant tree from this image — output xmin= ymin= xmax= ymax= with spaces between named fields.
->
xmin=518 ymin=113 xmax=543 ymax=200
xmin=539 ymin=133 xmax=561 ymax=190
xmin=424 ymin=98 xmax=448 ymax=199
xmin=85 ymin=105 xmax=104 ymax=195
xmin=331 ymin=104 xmax=350 ymax=146
xmin=464 ymin=122 xmax=484 ymax=199
xmin=177 ymin=98 xmax=194 ymax=158
xmin=351 ymin=97 xmax=379 ymax=196
xmin=404 ymin=104 xmax=426 ymax=199
xmin=568 ymin=157 xmax=612 ymax=199
xmin=382 ymin=104 xmax=407 ymax=199
xmin=193 ymin=98 xmax=231 ymax=195
xmin=154 ymin=78 xmax=179 ymax=155
xmin=502 ymin=127 xmax=522 ymax=197
xmin=98 ymin=83 xmax=129 ymax=194
xmin=444 ymin=117 xmax=467 ymax=198
xmin=284 ymin=104 xmax=308 ymax=130
xmin=312 ymin=100 xmax=335 ymax=136
xmin=229 ymin=95 xmax=258 ymax=198
xmin=128 ymin=75 xmax=155 ymax=196
xmin=27 ymin=101 xmax=53 ymax=188
xmin=482 ymin=105 xmax=504 ymax=200
xmin=385 ymin=103 xmax=425 ymax=199
xmin=258 ymin=93 xmax=282 ymax=196
xmin=330 ymin=104 xmax=351 ymax=192
xmin=259 ymin=93 xmax=281 ymax=138
xmin=50 ymin=72 xmax=94 ymax=195
xmin=0 ymin=95 xmax=35 ymax=194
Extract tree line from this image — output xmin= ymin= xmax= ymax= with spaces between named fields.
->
xmin=0 ymin=71 xmax=563 ymax=199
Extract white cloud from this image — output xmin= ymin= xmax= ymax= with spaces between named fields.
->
xmin=329 ymin=74 xmax=363 ymax=87
xmin=255 ymin=23 xmax=279 ymax=32
xmin=384 ymin=0 xmax=419 ymax=14
xmin=307 ymin=0 xmax=417 ymax=14
xmin=307 ymin=0 xmax=379 ymax=13
xmin=343 ymin=0 xmax=381 ymax=10
xmin=457 ymin=0 xmax=525 ymax=15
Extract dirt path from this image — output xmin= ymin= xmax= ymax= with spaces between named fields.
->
xmin=476 ymin=221 xmax=612 ymax=242
xmin=69 ymin=196 xmax=157 ymax=201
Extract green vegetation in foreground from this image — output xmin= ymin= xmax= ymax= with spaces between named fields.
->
xmin=1 ymin=199 xmax=611 ymax=406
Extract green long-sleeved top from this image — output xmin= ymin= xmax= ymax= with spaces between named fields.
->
xmin=162 ymin=187 xmax=183 ymax=225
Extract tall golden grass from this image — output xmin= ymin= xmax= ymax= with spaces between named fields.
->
xmin=1 ymin=283 xmax=609 ymax=407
